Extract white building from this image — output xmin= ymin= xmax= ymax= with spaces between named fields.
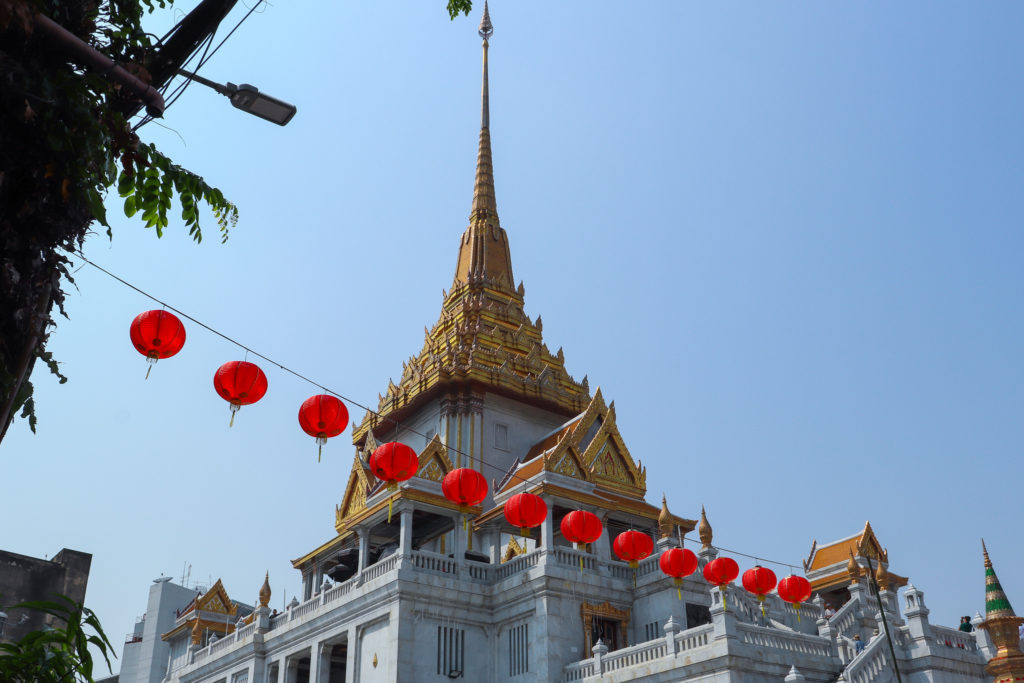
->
xmin=133 ymin=6 xmax=996 ymax=683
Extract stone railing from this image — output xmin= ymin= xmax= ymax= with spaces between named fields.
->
xmin=235 ymin=621 xmax=256 ymax=641
xmin=464 ymin=560 xmax=493 ymax=581
xmin=830 ymin=597 xmax=861 ymax=640
xmin=494 ymin=549 xmax=542 ymax=580
xmin=562 ymin=659 xmax=595 ymax=681
xmin=290 ymin=596 xmax=321 ymax=621
xmin=361 ymin=553 xmax=399 ymax=582
xmin=931 ymin=624 xmax=978 ymax=652
xmin=781 ymin=598 xmax=823 ymax=624
xmin=548 ymin=546 xmax=598 ymax=572
xmin=600 ymin=638 xmax=669 ymax=674
xmin=410 ymin=550 xmax=458 ymax=576
xmin=843 ymin=634 xmax=892 ymax=683
xmin=561 ymin=623 xmax=714 ymax=682
xmin=738 ymin=622 xmax=833 ymax=657
xmin=676 ymin=623 xmax=713 ymax=652
xmin=323 ymin=576 xmax=357 ymax=606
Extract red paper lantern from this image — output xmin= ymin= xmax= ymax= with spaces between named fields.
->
xmin=777 ymin=575 xmax=813 ymax=620
xmin=702 ymin=556 xmax=739 ymax=587
xmin=213 ymin=361 xmax=268 ymax=426
xmin=703 ymin=556 xmax=740 ymax=611
xmin=130 ymin=310 xmax=186 ymax=378
xmin=742 ymin=565 xmax=778 ymax=615
xmin=659 ymin=548 xmax=698 ymax=600
xmin=298 ymin=395 xmax=349 ymax=462
xmin=442 ymin=468 xmax=488 ymax=508
xmin=370 ymin=442 xmax=420 ymax=486
xmin=504 ymin=492 xmax=547 ymax=537
xmin=560 ymin=510 xmax=603 ymax=550
xmin=613 ymin=530 xmax=654 ymax=569
xmin=370 ymin=442 xmax=420 ymax=523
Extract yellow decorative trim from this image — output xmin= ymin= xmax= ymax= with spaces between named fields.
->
xmin=581 ymin=601 xmax=631 ymax=653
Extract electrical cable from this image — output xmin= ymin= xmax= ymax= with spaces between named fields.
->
xmin=62 ymin=246 xmax=813 ymax=574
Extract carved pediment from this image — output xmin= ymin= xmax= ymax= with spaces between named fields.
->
xmin=336 ymin=452 xmax=376 ymax=530
xmin=543 ymin=439 xmax=589 ymax=482
xmin=197 ymin=579 xmax=236 ymax=616
xmin=416 ymin=434 xmax=454 ymax=482
xmin=502 ymin=535 xmax=525 ymax=563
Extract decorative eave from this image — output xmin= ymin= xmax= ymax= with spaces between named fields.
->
xmin=161 ymin=617 xmax=234 ymax=642
xmin=292 ymin=532 xmax=353 ymax=570
xmin=808 ymin=565 xmax=908 ymax=594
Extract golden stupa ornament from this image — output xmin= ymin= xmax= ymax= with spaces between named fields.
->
xmin=698 ymin=506 xmax=713 ymax=549
xmin=978 ymin=539 xmax=1024 ymax=683
xmin=874 ymin=559 xmax=890 ymax=592
xmin=847 ymin=548 xmax=861 ymax=584
xmin=658 ymin=494 xmax=674 ymax=539
xmin=259 ymin=571 xmax=271 ymax=608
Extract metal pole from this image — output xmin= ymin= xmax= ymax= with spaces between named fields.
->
xmin=865 ymin=557 xmax=903 ymax=683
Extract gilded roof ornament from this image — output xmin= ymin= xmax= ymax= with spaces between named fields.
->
xmin=478 ymin=1 xmax=493 ymax=40
xmin=874 ymin=559 xmax=889 ymax=592
xmin=258 ymin=571 xmax=271 ymax=608
xmin=847 ymin=548 xmax=860 ymax=584
xmin=190 ymin=617 xmax=203 ymax=645
xmin=658 ymin=494 xmax=673 ymax=539
xmin=698 ymin=506 xmax=713 ymax=549
xmin=979 ymin=540 xmax=1024 ymax=679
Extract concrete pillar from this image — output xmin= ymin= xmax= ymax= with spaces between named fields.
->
xmin=344 ymin=626 xmax=358 ymax=683
xmin=592 ymin=639 xmax=609 ymax=675
xmin=903 ymin=583 xmax=932 ymax=643
xmin=663 ymin=615 xmax=681 ymax=656
xmin=357 ymin=528 xmax=370 ymax=579
xmin=540 ymin=498 xmax=554 ymax=550
xmin=452 ymin=514 xmax=465 ymax=566
xmin=593 ymin=521 xmax=612 ymax=561
xmin=399 ymin=508 xmax=414 ymax=557
xmin=710 ymin=587 xmax=738 ymax=644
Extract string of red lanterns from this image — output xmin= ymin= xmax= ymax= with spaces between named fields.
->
xmin=128 ymin=311 xmax=826 ymax=608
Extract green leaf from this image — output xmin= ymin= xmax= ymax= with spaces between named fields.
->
xmin=85 ymin=187 xmax=109 ymax=228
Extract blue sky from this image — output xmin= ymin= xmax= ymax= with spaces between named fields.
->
xmin=4 ymin=1 xmax=1022 ymax=670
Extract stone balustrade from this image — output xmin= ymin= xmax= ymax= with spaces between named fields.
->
xmin=737 ymin=622 xmax=833 ymax=657
xmin=842 ymin=633 xmax=891 ymax=683
xmin=931 ymin=624 xmax=978 ymax=652
xmin=561 ymin=623 xmax=714 ymax=682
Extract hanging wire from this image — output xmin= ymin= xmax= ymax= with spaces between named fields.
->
xmin=64 ymin=247 xmax=815 ymax=574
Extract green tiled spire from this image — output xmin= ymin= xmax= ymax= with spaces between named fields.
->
xmin=984 ymin=539 xmax=1017 ymax=619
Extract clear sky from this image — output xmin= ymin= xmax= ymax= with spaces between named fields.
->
xmin=4 ymin=1 xmax=1023 ymax=672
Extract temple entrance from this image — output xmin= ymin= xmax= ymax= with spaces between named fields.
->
xmin=581 ymin=601 xmax=630 ymax=654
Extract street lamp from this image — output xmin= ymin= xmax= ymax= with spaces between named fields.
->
xmin=178 ymin=68 xmax=297 ymax=126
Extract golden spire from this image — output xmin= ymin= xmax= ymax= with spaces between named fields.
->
xmin=698 ymin=505 xmax=713 ymax=549
xmin=978 ymin=540 xmax=1024 ymax=681
xmin=658 ymin=494 xmax=673 ymax=539
xmin=453 ymin=0 xmax=515 ymax=290
xmin=258 ymin=571 xmax=271 ymax=608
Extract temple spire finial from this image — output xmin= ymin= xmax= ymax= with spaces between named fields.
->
xmin=454 ymin=1 xmax=515 ymax=289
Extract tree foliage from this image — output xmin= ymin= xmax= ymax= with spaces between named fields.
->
xmin=0 ymin=0 xmax=237 ymax=439
xmin=0 ymin=596 xmax=115 ymax=682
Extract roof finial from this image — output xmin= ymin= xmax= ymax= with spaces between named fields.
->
xmin=454 ymin=0 xmax=515 ymax=289
xmin=478 ymin=1 xmax=493 ymax=41
xmin=698 ymin=505 xmax=713 ymax=549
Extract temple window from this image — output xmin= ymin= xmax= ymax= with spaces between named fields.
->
xmin=437 ymin=625 xmax=465 ymax=677
xmin=508 ymin=622 xmax=529 ymax=676
xmin=495 ymin=423 xmax=509 ymax=450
